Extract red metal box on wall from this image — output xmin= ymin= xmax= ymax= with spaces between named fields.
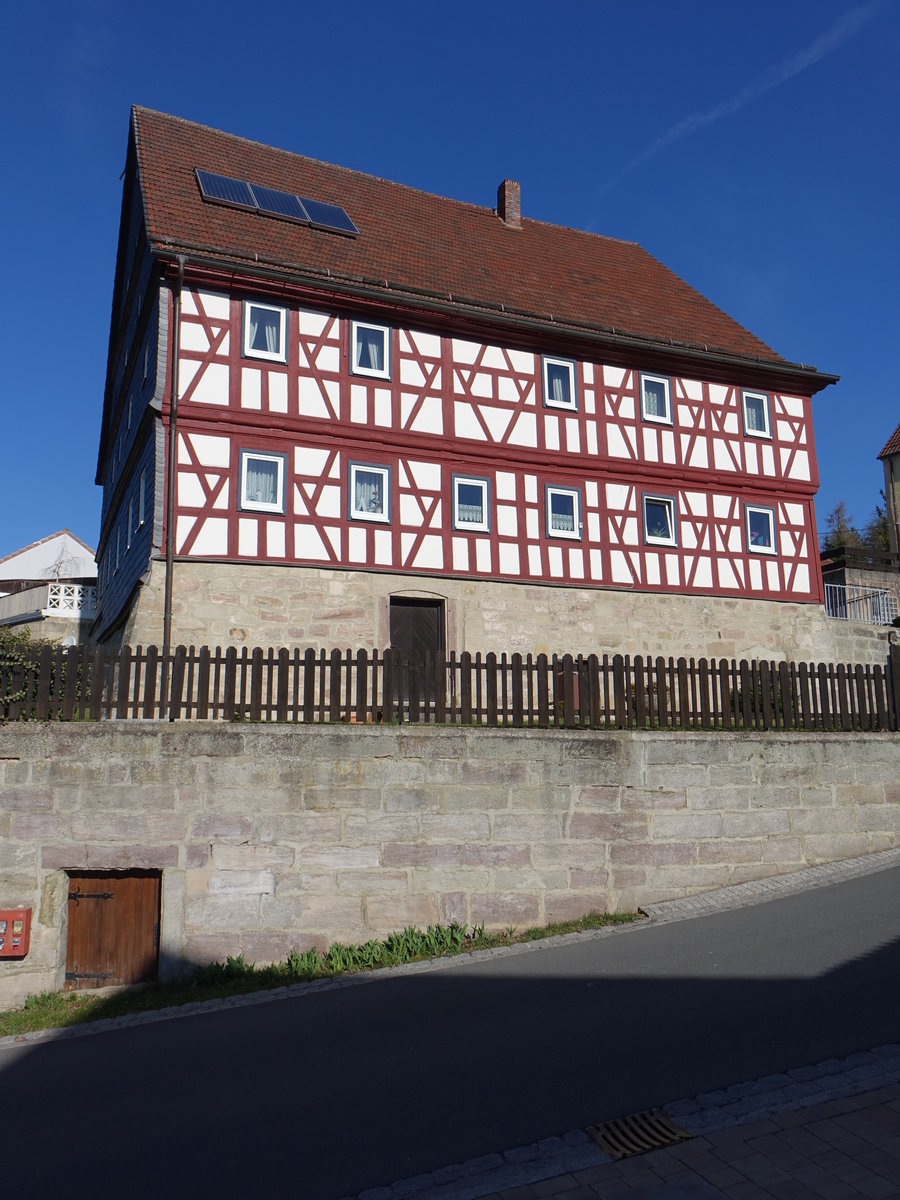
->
xmin=0 ymin=908 xmax=32 ymax=958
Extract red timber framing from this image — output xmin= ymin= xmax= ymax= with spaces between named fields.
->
xmin=160 ymin=270 xmax=825 ymax=604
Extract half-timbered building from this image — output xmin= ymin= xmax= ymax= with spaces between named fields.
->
xmin=95 ymin=107 xmax=846 ymax=662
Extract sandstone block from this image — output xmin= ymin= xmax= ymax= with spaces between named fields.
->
xmin=574 ymin=786 xmax=620 ymax=812
xmin=544 ymin=892 xmax=609 ymax=923
xmin=342 ymin=815 xmax=421 ymax=843
xmin=303 ymin=787 xmax=383 ymax=812
xmin=685 ymin=787 xmax=751 ymax=812
xmin=492 ymin=814 xmax=562 ymax=842
xmin=470 ymin=892 xmax=539 ymax=928
xmin=301 ymin=845 xmax=380 ymax=869
xmin=365 ymin=895 xmax=439 ymax=934
xmin=239 ymin=933 xmax=296 ymax=965
xmin=254 ymin=814 xmax=342 ymax=844
xmin=42 ymin=844 xmax=88 ymax=869
xmin=789 ymin=810 xmax=849 ymax=835
xmin=723 ymin=811 xmax=790 ymax=837
xmin=185 ymin=893 xmax=260 ymax=932
xmin=420 ymin=814 xmax=491 ymax=842
xmin=85 ymin=844 xmax=178 ymax=869
xmin=697 ymin=839 xmax=762 ymax=864
xmin=463 ymin=845 xmax=531 ymax=867
xmin=801 ymin=833 xmax=872 ymax=862
xmin=568 ymin=813 xmax=648 ymax=841
xmin=609 ymin=842 xmax=694 ymax=866
xmin=3 ymin=788 xmax=52 ymax=812
xmin=190 ymin=814 xmax=253 ymax=840
xmin=383 ymin=787 xmax=441 ymax=813
xmin=183 ymin=933 xmax=241 ymax=966
xmin=569 ymin=868 xmax=609 ymax=889
xmin=11 ymin=814 xmax=67 ymax=840
xmin=335 ymin=870 xmax=409 ymax=893
xmin=383 ymin=843 xmax=464 ymax=868
xmin=651 ymin=813 xmax=724 ymax=840
xmin=440 ymin=892 xmax=468 ymax=925
xmin=761 ymin=838 xmax=804 ymax=864
xmin=621 ymin=788 xmax=687 ymax=811
xmin=492 ymin=868 xmax=567 ymax=891
xmin=211 ymin=844 xmax=294 ymax=871
xmin=855 ymin=805 xmax=900 ymax=832
xmin=209 ymin=870 xmax=276 ymax=896
xmin=440 ymin=787 xmax=508 ymax=812
xmin=70 ymin=813 xmax=188 ymax=841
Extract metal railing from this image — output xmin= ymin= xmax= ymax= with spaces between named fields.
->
xmin=0 ymin=583 xmax=97 ymax=624
xmin=824 ymin=582 xmax=898 ymax=626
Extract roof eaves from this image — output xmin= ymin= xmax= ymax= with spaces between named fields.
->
xmin=149 ymin=236 xmax=838 ymax=392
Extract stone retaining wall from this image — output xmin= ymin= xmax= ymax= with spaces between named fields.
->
xmin=1 ymin=722 xmax=899 ymax=1008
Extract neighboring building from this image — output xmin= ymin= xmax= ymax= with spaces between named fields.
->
xmin=95 ymin=107 xmax=851 ymax=663
xmin=879 ymin=419 xmax=900 ymax=559
xmin=0 ymin=531 xmax=97 ymax=643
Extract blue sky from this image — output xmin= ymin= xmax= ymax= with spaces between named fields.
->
xmin=1 ymin=0 xmax=897 ymax=557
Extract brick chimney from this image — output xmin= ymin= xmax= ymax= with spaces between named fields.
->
xmin=497 ymin=179 xmax=521 ymax=229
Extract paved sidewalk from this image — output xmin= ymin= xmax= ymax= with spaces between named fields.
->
xmin=479 ymin=1082 xmax=900 ymax=1199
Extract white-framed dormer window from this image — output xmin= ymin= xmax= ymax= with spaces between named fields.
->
xmin=127 ymin=499 xmax=134 ymax=549
xmin=643 ymin=494 xmax=677 ymax=546
xmin=452 ymin=475 xmax=490 ymax=532
xmin=546 ymin=485 xmax=581 ymax=539
xmin=542 ymin=356 xmax=577 ymax=411
xmin=138 ymin=471 xmax=146 ymax=525
xmin=746 ymin=504 xmax=776 ymax=554
xmin=242 ymin=301 xmax=287 ymax=362
xmin=239 ymin=449 xmax=287 ymax=514
xmin=640 ymin=373 xmax=672 ymax=424
xmin=351 ymin=321 xmax=391 ymax=379
xmin=742 ymin=390 xmax=771 ymax=438
xmin=349 ymin=462 xmax=391 ymax=522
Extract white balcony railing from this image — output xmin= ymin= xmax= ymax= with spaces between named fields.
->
xmin=824 ymin=582 xmax=898 ymax=626
xmin=0 ymin=583 xmax=97 ymax=623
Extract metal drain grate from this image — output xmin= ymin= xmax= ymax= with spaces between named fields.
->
xmin=586 ymin=1109 xmax=693 ymax=1159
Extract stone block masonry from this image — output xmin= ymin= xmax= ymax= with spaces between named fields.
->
xmin=1 ymin=723 xmax=899 ymax=1008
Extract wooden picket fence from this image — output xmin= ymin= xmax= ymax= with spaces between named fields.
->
xmin=2 ymin=642 xmax=900 ymax=732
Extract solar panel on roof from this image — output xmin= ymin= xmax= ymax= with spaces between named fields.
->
xmin=195 ymin=169 xmax=257 ymax=210
xmin=298 ymin=197 xmax=359 ymax=236
xmin=249 ymin=184 xmax=310 ymax=224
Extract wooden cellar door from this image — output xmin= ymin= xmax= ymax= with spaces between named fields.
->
xmin=65 ymin=870 xmax=161 ymax=989
xmin=389 ymin=598 xmax=446 ymax=719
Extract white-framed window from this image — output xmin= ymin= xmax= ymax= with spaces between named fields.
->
xmin=746 ymin=504 xmax=776 ymax=554
xmin=546 ymin=485 xmax=581 ymax=539
xmin=351 ymin=320 xmax=390 ymax=379
xmin=643 ymin=494 xmax=677 ymax=546
xmin=452 ymin=475 xmax=490 ymax=532
xmin=349 ymin=462 xmax=391 ymax=522
xmin=138 ymin=471 xmax=146 ymax=525
xmin=640 ymin=373 xmax=672 ymax=424
xmin=742 ymin=390 xmax=771 ymax=438
xmin=242 ymin=301 xmax=287 ymax=362
xmin=239 ymin=449 xmax=287 ymax=514
xmin=542 ymin=356 xmax=577 ymax=411
xmin=127 ymin=499 xmax=134 ymax=549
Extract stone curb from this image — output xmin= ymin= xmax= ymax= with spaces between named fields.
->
xmin=3 ymin=847 xmax=899 ymax=1052
xmin=343 ymin=1043 xmax=900 ymax=1200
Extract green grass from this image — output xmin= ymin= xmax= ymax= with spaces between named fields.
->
xmin=0 ymin=911 xmax=637 ymax=1037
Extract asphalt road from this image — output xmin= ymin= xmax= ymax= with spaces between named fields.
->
xmin=3 ymin=866 xmax=900 ymax=1199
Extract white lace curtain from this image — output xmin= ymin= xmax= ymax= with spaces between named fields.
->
xmin=249 ymin=308 xmax=280 ymax=354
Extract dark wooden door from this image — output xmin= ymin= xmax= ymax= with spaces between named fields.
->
xmin=390 ymin=599 xmax=445 ymax=719
xmin=65 ymin=870 xmax=161 ymax=989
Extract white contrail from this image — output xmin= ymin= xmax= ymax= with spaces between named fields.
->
xmin=597 ymin=2 xmax=886 ymax=195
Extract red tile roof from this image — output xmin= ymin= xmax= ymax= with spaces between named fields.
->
xmin=879 ymin=420 xmax=900 ymax=458
xmin=133 ymin=108 xmax=798 ymax=369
